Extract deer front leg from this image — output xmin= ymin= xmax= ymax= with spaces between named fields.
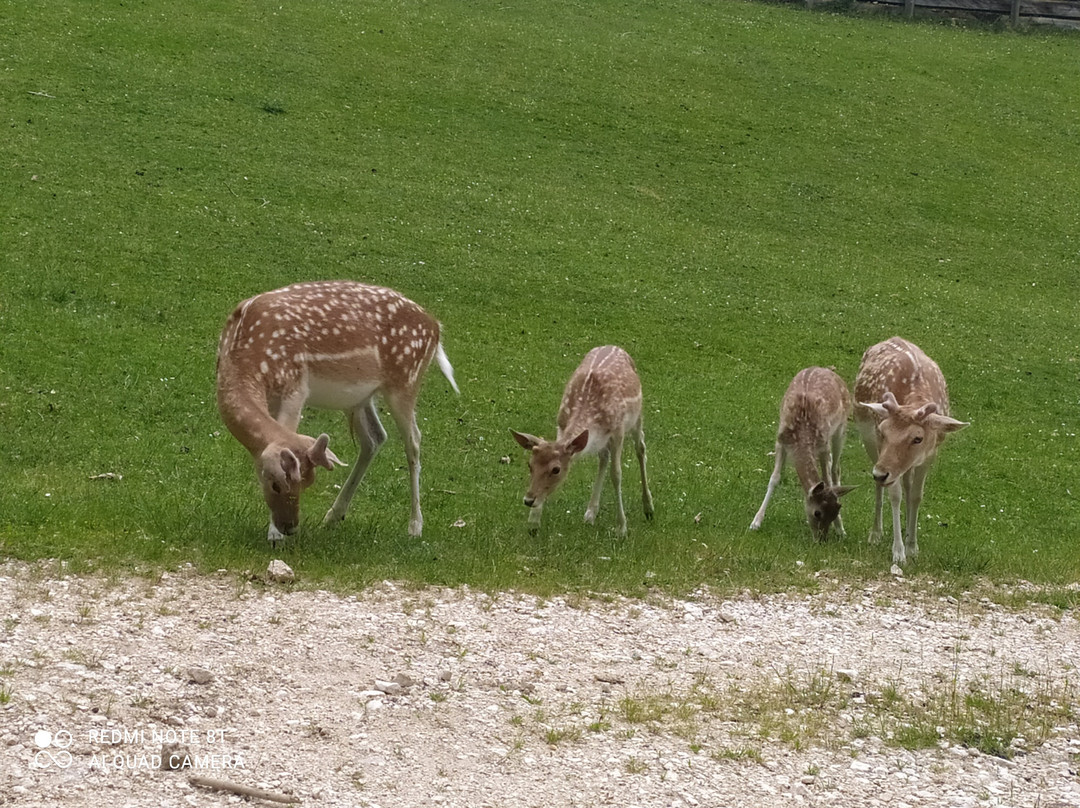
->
xmin=750 ymin=444 xmax=785 ymax=531
xmin=324 ymin=402 xmax=386 ymax=527
xmin=608 ymin=437 xmax=627 ymax=537
xmin=904 ymin=465 xmax=928 ymax=561
xmin=887 ymin=481 xmax=906 ymax=565
xmin=869 ymin=481 xmax=884 ymax=544
xmin=585 ymin=447 xmax=610 ymax=525
xmin=827 ymin=433 xmax=847 ymax=538
xmin=267 ymin=523 xmax=286 ymax=546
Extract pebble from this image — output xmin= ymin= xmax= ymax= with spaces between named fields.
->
xmin=267 ymin=560 xmax=295 ymax=583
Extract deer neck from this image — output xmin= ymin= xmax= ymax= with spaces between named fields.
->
xmin=217 ymin=372 xmax=294 ymax=457
xmin=790 ymin=444 xmax=823 ymax=494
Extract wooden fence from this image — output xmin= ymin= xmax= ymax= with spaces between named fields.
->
xmin=815 ymin=0 xmax=1080 ymax=26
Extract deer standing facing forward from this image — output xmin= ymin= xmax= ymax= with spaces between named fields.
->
xmin=854 ymin=337 xmax=968 ymax=565
xmin=750 ymin=367 xmax=855 ymax=540
xmin=511 ymin=345 xmax=654 ymax=536
xmin=216 ymin=281 xmax=459 ymax=544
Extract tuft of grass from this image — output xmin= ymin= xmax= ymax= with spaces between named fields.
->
xmin=712 ymin=746 xmax=764 ymax=764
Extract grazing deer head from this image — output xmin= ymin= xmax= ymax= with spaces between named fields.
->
xmin=511 ymin=346 xmax=653 ymax=536
xmin=510 ymin=429 xmax=591 ymax=510
xmin=750 ymin=366 xmax=854 ymax=541
xmin=854 ymin=337 xmax=968 ymax=565
xmin=255 ymin=434 xmax=344 ymax=539
xmin=217 ymin=281 xmax=458 ymax=544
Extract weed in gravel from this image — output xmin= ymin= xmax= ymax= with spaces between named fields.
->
xmin=63 ymin=648 xmax=104 ymax=669
xmin=544 ymin=726 xmax=582 ymax=746
xmin=0 ymin=684 xmax=12 ymax=704
xmin=624 ymin=757 xmax=648 ymax=774
xmin=712 ymin=746 xmax=763 ymax=764
xmin=618 ymin=693 xmax=668 ymax=724
xmin=877 ymin=666 xmax=1075 ymax=759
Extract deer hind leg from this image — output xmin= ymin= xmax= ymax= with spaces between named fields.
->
xmin=585 ymin=447 xmax=610 ymax=526
xmin=634 ymin=421 xmax=654 ymax=520
xmin=750 ymin=443 xmax=785 ymax=531
xmin=323 ymin=400 xmax=387 ymax=527
xmin=386 ymin=390 xmax=424 ymax=537
xmin=607 ymin=435 xmax=628 ymax=536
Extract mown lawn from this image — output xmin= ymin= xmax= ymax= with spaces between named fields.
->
xmin=1 ymin=0 xmax=1077 ymax=596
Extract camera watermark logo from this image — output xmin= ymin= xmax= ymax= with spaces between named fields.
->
xmin=32 ymin=730 xmax=73 ymax=769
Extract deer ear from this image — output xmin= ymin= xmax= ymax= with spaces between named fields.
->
xmin=858 ymin=401 xmax=890 ymax=419
xmin=929 ymin=414 xmax=969 ymax=434
xmin=510 ymin=429 xmax=541 ymax=451
xmin=810 ymin=481 xmax=826 ymax=496
xmin=568 ymin=430 xmax=590 ymax=454
xmin=835 ymin=485 xmax=857 ymax=498
xmin=279 ymin=449 xmax=302 ymax=485
xmin=881 ymin=391 xmax=900 ymax=414
xmin=309 ymin=433 xmax=346 ymax=470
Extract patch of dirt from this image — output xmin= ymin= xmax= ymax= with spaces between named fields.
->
xmin=2 ymin=560 xmax=1079 ymax=807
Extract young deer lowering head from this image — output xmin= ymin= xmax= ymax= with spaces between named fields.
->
xmin=854 ymin=337 xmax=968 ymax=565
xmin=216 ymin=281 xmax=459 ymax=545
xmin=750 ymin=366 xmax=855 ymax=541
xmin=510 ymin=346 xmax=654 ymax=536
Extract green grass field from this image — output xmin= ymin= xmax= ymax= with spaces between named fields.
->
xmin=1 ymin=0 xmax=1078 ymax=597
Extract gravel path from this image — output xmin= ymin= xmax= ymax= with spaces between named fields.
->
xmin=2 ymin=560 xmax=1078 ymax=807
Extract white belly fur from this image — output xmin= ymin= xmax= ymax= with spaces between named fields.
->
xmin=305 ymin=377 xmax=381 ymax=411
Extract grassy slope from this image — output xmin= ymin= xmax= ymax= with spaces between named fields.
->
xmin=1 ymin=0 xmax=1078 ymax=594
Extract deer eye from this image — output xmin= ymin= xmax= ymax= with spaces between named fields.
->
xmin=813 ymin=510 xmax=822 ymax=520
xmin=271 ymin=482 xmax=282 ymax=494
xmin=551 ymin=466 xmax=561 ymax=476
xmin=912 ymin=436 xmax=923 ymax=445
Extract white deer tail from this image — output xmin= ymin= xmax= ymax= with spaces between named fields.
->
xmin=435 ymin=342 xmax=460 ymax=395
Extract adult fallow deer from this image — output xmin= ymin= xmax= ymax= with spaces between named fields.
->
xmin=216 ymin=280 xmax=459 ymax=544
xmin=750 ymin=366 xmax=855 ymax=540
xmin=511 ymin=345 xmax=654 ymax=536
xmin=854 ymin=337 xmax=968 ymax=565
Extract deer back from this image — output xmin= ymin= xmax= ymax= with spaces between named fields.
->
xmin=556 ymin=345 xmax=642 ymax=451
xmin=778 ymin=367 xmax=851 ymax=451
xmin=218 ymin=281 xmax=441 ymax=411
xmin=854 ymin=337 xmax=949 ymax=417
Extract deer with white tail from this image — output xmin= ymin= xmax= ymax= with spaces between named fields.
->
xmin=511 ymin=345 xmax=654 ymax=536
xmin=750 ymin=366 xmax=855 ymax=540
xmin=216 ymin=281 xmax=459 ymax=545
xmin=854 ymin=337 xmax=968 ymax=565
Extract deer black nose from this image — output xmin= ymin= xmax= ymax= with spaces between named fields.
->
xmin=523 ymin=496 xmax=535 ymax=508
xmin=872 ymin=470 xmax=889 ymax=485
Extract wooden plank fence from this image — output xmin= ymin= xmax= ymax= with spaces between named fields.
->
xmin=812 ymin=0 xmax=1080 ymax=26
